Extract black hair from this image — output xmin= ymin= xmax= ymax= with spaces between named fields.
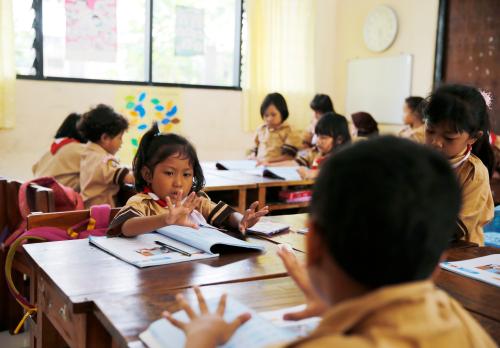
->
xmin=55 ymin=113 xmax=86 ymax=143
xmin=77 ymin=104 xmax=129 ymax=143
xmin=405 ymin=96 xmax=424 ymax=121
xmin=315 ymin=112 xmax=351 ymax=150
xmin=351 ymin=112 xmax=379 ymax=136
xmin=133 ymin=123 xmax=205 ymax=193
xmin=310 ymin=94 xmax=335 ymax=114
xmin=260 ymin=93 xmax=289 ymax=122
xmin=311 ymin=136 xmax=461 ymax=288
xmin=423 ymin=84 xmax=495 ymax=176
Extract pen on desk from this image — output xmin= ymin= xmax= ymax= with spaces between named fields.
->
xmin=155 ymin=240 xmax=192 ymax=257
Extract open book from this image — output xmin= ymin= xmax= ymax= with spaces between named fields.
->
xmin=139 ymin=298 xmax=306 ymax=348
xmin=246 ymin=221 xmax=290 ymax=236
xmin=215 ymin=160 xmax=302 ymax=181
xmin=89 ymin=225 xmax=265 ymax=268
xmin=440 ymin=254 xmax=500 ymax=287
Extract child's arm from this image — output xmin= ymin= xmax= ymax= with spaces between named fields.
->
xmin=121 ymin=192 xmax=201 ymax=237
xmin=297 ymin=167 xmax=318 ymax=180
xmin=227 ymin=201 xmax=269 ymax=233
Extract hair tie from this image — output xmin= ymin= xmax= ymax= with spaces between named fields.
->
xmin=479 ymin=89 xmax=493 ymax=110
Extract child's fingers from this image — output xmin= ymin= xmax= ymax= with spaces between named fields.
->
xmin=193 ymin=287 xmax=208 ymax=314
xmin=216 ymin=293 xmax=227 ymax=316
xmin=176 ymin=293 xmax=197 ymax=320
xmin=166 ymin=196 xmax=174 ymax=210
xmin=227 ymin=313 xmax=252 ymax=336
xmin=248 ymin=201 xmax=259 ymax=211
xmin=163 ymin=311 xmax=187 ymax=331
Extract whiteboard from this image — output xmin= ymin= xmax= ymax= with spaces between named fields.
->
xmin=346 ymin=54 xmax=412 ymax=125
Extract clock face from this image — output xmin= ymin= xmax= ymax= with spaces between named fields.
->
xmin=363 ymin=5 xmax=398 ymax=52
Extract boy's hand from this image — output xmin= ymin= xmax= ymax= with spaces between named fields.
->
xmin=164 ymin=191 xmax=201 ymax=229
xmin=163 ymin=287 xmax=251 ymax=348
xmin=238 ymin=201 xmax=269 ymax=233
xmin=297 ymin=167 xmax=309 ymax=180
xmin=277 ymin=245 xmax=328 ymax=320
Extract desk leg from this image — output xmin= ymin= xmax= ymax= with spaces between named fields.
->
xmin=258 ymin=187 xmax=266 ymax=210
xmin=36 ymin=275 xmax=66 ymax=348
xmin=30 ymin=270 xmax=38 ymax=348
xmin=238 ymin=188 xmax=247 ymax=213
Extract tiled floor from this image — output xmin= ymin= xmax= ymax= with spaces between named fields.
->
xmin=0 ymin=330 xmax=29 ymax=348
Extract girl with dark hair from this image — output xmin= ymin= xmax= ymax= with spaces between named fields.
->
xmin=108 ymin=123 xmax=268 ymax=237
xmin=351 ymin=112 xmax=379 ymax=141
xmin=32 ymin=113 xmax=87 ymax=191
xmin=424 ymin=84 xmax=494 ymax=245
xmin=302 ymin=94 xmax=335 ymax=148
xmin=399 ymin=96 xmax=425 ymax=143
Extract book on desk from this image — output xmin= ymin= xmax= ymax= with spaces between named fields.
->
xmin=89 ymin=225 xmax=265 ymax=268
xmin=215 ymin=160 xmax=302 ymax=181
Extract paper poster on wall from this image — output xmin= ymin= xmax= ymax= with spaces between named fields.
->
xmin=175 ymin=6 xmax=204 ymax=56
xmin=115 ymin=87 xmax=183 ymax=165
xmin=65 ymin=0 xmax=117 ymax=62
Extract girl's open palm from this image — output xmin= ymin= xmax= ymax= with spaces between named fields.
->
xmin=164 ymin=191 xmax=201 ymax=229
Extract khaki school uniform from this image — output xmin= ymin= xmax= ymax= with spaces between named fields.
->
xmin=453 ymin=152 xmax=494 ymax=246
xmin=32 ymin=141 xmax=84 ymax=191
xmin=398 ymin=124 xmax=425 ymax=144
xmin=295 ymin=147 xmax=324 ymax=169
xmin=277 ymin=281 xmax=495 ymax=348
xmin=107 ymin=192 xmax=235 ymax=236
xmin=301 ymin=120 xmax=317 ymax=148
xmin=250 ymin=122 xmax=301 ymax=162
xmin=80 ymin=142 xmax=130 ymax=208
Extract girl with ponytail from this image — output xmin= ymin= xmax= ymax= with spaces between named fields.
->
xmin=423 ymin=84 xmax=494 ymax=245
xmin=107 ymin=123 xmax=268 ymax=237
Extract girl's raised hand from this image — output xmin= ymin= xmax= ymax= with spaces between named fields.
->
xmin=164 ymin=191 xmax=201 ymax=229
xmin=238 ymin=201 xmax=269 ymax=233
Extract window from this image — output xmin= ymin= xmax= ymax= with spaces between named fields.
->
xmin=13 ymin=0 xmax=243 ymax=88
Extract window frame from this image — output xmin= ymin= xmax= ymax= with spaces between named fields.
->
xmin=17 ymin=0 xmax=243 ymax=91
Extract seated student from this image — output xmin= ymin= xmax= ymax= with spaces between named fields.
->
xmin=78 ymin=104 xmax=135 ymax=208
xmin=296 ymin=112 xmax=350 ymax=180
xmin=107 ymin=123 xmax=268 ymax=237
xmin=399 ymin=96 xmax=425 ymax=143
xmin=424 ymin=84 xmax=494 ymax=245
xmin=351 ymin=111 xmax=379 ymax=141
xmin=248 ymin=93 xmax=301 ymax=164
xmin=302 ymin=94 xmax=335 ymax=148
xmin=162 ymin=136 xmax=496 ymax=348
xmin=32 ymin=113 xmax=87 ymax=191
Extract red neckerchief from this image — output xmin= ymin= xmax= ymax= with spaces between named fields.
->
xmin=143 ymin=187 xmax=168 ymax=207
xmin=50 ymin=137 xmax=79 ymax=155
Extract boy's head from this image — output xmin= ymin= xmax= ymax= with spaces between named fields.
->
xmin=310 ymin=94 xmax=334 ymax=119
xmin=314 ymin=112 xmax=351 ymax=154
xmin=404 ymin=96 xmax=424 ymax=125
xmin=307 ymin=136 xmax=460 ymax=300
xmin=260 ymin=93 xmax=289 ymax=128
xmin=78 ymin=104 xmax=129 ymax=155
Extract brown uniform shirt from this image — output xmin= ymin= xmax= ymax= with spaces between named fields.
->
xmin=454 ymin=153 xmax=494 ymax=246
xmin=32 ymin=142 xmax=84 ymax=191
xmin=278 ymin=281 xmax=495 ymax=348
xmin=398 ymin=124 xmax=425 ymax=144
xmin=107 ymin=192 xmax=235 ymax=237
xmin=251 ymin=122 xmax=301 ymax=162
xmin=80 ymin=142 xmax=130 ymax=208
xmin=295 ymin=147 xmax=323 ymax=169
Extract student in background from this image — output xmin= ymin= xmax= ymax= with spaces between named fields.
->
xmin=248 ymin=93 xmax=301 ymax=164
xmin=350 ymin=112 xmax=379 ymax=141
xmin=108 ymin=123 xmax=268 ymax=237
xmin=399 ymin=96 xmax=425 ymax=143
xmin=302 ymin=94 xmax=335 ymax=148
xmin=296 ymin=112 xmax=351 ymax=180
xmin=32 ymin=113 xmax=87 ymax=191
xmin=163 ymin=136 xmax=495 ymax=348
xmin=78 ymin=104 xmax=134 ymax=208
xmin=424 ymin=84 xmax=494 ymax=245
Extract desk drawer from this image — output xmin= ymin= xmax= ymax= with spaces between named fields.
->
xmin=39 ymin=275 xmax=85 ymax=348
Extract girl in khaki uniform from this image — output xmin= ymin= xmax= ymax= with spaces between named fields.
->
xmin=108 ymin=123 xmax=268 ymax=237
xmin=78 ymin=104 xmax=135 ymax=208
xmin=248 ymin=93 xmax=301 ymax=165
xmin=32 ymin=113 xmax=86 ymax=191
xmin=399 ymin=96 xmax=426 ymax=143
xmin=161 ymin=137 xmax=495 ymax=348
xmin=424 ymin=84 xmax=494 ymax=245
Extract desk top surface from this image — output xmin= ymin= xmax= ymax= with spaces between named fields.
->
xmin=94 ymin=245 xmax=500 ymax=347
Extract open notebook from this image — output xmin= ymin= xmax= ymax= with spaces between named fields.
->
xmin=215 ymin=160 xmax=302 ymax=181
xmin=89 ymin=225 xmax=265 ymax=268
xmin=139 ymin=298 xmax=316 ymax=348
xmin=440 ymin=254 xmax=500 ymax=287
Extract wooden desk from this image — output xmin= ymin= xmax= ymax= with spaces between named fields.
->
xmin=255 ymin=214 xmax=308 ymax=252
xmin=94 ymin=245 xmax=500 ymax=347
xmin=24 ymin=236 xmax=305 ymax=348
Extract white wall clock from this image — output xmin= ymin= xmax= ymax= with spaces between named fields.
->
xmin=363 ymin=5 xmax=398 ymax=52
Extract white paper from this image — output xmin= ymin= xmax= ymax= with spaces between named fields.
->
xmin=440 ymin=254 xmax=500 ymax=287
xmin=140 ymin=298 xmax=298 ymax=348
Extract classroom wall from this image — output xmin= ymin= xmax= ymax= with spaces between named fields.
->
xmin=331 ymin=0 xmax=439 ymax=133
